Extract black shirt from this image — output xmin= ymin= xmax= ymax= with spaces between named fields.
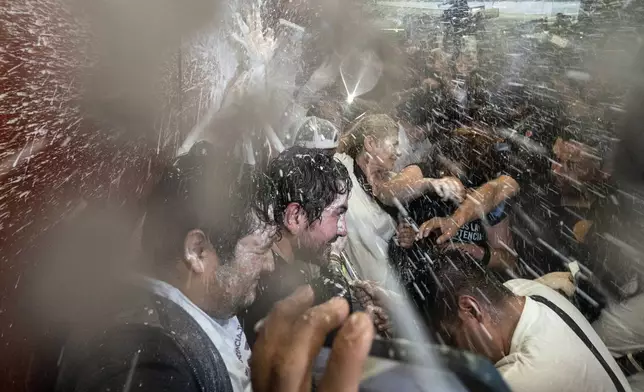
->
xmin=241 ymin=251 xmax=311 ymax=347
xmin=241 ymin=251 xmax=353 ymax=347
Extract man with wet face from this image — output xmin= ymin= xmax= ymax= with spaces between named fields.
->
xmin=56 ymin=141 xmax=277 ymax=392
xmin=428 ymin=251 xmax=630 ymax=392
xmin=241 ymin=146 xmax=354 ymax=346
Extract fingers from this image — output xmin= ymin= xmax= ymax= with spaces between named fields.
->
xmin=417 ymin=217 xmax=459 ymax=244
xmin=560 ymin=280 xmax=576 ymax=297
xmin=264 ymin=286 xmax=315 ymax=335
xmin=396 ymin=223 xmax=415 ymax=248
xmin=437 ymin=229 xmax=454 ymax=245
xmin=539 ymin=272 xmax=576 ymax=297
xmin=251 ymin=286 xmax=315 ymax=392
xmin=452 ymin=179 xmax=466 ymax=203
xmin=318 ymin=312 xmax=375 ymax=392
xmin=366 ymin=305 xmax=393 ymax=336
xmin=351 ymin=280 xmax=376 ymax=298
xmin=353 ymin=288 xmax=375 ymax=311
xmin=417 ymin=218 xmax=440 ymax=240
xmin=272 ymin=297 xmax=350 ymax=392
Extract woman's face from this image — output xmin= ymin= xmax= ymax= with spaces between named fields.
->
xmin=367 ymin=134 xmax=400 ymax=171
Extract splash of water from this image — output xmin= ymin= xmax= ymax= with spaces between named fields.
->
xmin=179 ymin=0 xmax=305 ymax=156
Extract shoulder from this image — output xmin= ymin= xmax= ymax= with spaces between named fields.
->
xmin=58 ymin=325 xmax=202 ymax=392
xmin=503 ymin=279 xmax=552 ymax=297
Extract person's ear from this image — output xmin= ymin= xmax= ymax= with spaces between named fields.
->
xmin=364 ymin=135 xmax=378 ymax=154
xmin=283 ymin=203 xmax=308 ymax=234
xmin=183 ymin=229 xmax=214 ymax=275
xmin=457 ymin=295 xmax=484 ymax=323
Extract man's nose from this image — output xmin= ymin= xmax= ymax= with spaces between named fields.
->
xmin=337 ymin=216 xmax=348 ymax=237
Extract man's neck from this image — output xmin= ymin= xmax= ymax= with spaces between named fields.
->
xmin=273 ymin=234 xmax=295 ymax=263
xmin=148 ymin=266 xmax=230 ymax=319
xmin=498 ymin=296 xmax=526 ymax=361
xmin=356 ymin=152 xmax=371 ymax=175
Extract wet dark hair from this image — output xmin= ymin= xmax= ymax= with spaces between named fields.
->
xmin=142 ymin=141 xmax=275 ymax=266
xmin=427 ymin=251 xmax=514 ymax=331
xmin=266 ymin=146 xmax=352 ymax=227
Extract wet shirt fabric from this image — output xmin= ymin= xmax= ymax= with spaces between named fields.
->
xmin=241 ymin=251 xmax=353 ymax=348
xmin=499 ymin=279 xmax=631 ymax=392
xmin=335 ymin=152 xmax=398 ymax=283
xmin=143 ymin=278 xmax=252 ymax=392
xmin=242 ymin=251 xmax=312 ymax=347
xmin=56 ymin=278 xmax=237 ymax=392
xmin=405 ymin=192 xmax=507 ymax=247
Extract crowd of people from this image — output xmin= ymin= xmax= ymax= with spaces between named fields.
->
xmin=48 ymin=8 xmax=644 ymax=392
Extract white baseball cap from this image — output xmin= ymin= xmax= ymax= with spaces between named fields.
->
xmin=293 ymin=116 xmax=340 ymax=150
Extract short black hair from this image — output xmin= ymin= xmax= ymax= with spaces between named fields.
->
xmin=266 ymin=146 xmax=352 ymax=227
xmin=427 ymin=251 xmax=514 ymax=329
xmin=142 ymin=141 xmax=275 ymax=266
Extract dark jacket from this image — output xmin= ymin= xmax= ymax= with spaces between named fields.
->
xmin=55 ymin=286 xmax=234 ymax=392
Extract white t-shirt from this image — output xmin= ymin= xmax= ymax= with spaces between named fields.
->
xmin=335 ymin=152 xmax=397 ymax=283
xmin=499 ymin=279 xmax=631 ymax=392
xmin=593 ymin=292 xmax=644 ymax=356
xmin=593 ymin=293 xmax=644 ymax=392
xmin=142 ymin=277 xmax=252 ymax=392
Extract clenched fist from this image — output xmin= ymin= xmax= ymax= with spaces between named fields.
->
xmin=396 ymin=222 xmax=416 ymax=249
xmin=428 ymin=177 xmax=465 ymax=204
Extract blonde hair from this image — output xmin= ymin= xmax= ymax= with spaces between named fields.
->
xmin=338 ymin=114 xmax=398 ymax=159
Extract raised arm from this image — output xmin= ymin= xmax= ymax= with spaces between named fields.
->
xmin=452 ymin=175 xmax=519 ymax=231
xmin=418 ymin=175 xmax=520 ymax=243
xmin=372 ymin=165 xmax=465 ymax=206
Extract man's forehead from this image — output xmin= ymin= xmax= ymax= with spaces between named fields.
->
xmin=329 ymin=193 xmax=349 ymax=209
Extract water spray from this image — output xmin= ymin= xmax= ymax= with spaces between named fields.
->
xmin=339 ymin=49 xmax=384 ymax=105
